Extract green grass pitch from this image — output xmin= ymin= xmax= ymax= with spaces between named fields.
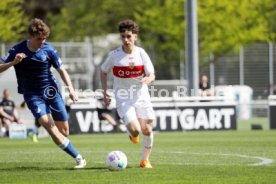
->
xmin=0 ymin=130 xmax=276 ymax=184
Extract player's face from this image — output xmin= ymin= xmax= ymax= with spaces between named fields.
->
xmin=3 ymin=90 xmax=9 ymax=99
xmin=29 ymin=35 xmax=47 ymax=50
xmin=120 ymin=31 xmax=137 ymax=52
xmin=201 ymin=76 xmax=208 ymax=83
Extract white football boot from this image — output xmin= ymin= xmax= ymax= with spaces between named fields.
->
xmin=74 ymin=155 xmax=87 ymax=169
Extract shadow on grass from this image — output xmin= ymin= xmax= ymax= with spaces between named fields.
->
xmin=66 ymin=166 xmax=107 ymax=171
xmin=0 ymin=166 xmax=108 ymax=171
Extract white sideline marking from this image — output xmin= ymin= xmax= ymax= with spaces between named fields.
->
xmin=232 ymin=154 xmax=274 ymax=166
xmin=0 ymin=151 xmax=274 ymax=166
xmin=170 ymin=152 xmax=274 ymax=166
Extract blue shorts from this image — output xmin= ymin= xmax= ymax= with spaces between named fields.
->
xmin=24 ymin=92 xmax=68 ymax=121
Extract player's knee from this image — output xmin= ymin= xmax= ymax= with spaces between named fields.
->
xmin=141 ymin=127 xmax=152 ymax=136
xmin=60 ymin=128 xmax=69 ymax=137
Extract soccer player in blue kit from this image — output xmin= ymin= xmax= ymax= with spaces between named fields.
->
xmin=0 ymin=18 xmax=86 ymax=169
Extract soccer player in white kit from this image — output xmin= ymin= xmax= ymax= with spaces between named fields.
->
xmin=100 ymin=19 xmax=155 ymax=168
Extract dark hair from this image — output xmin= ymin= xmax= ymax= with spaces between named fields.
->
xmin=118 ymin=19 xmax=139 ymax=34
xmin=28 ymin=18 xmax=50 ymax=37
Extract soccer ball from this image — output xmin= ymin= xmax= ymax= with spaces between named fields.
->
xmin=105 ymin=151 xmax=127 ymax=171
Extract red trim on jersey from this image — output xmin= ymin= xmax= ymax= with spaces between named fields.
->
xmin=113 ymin=65 xmax=144 ymax=78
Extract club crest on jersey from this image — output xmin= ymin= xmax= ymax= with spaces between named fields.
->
xmin=129 ymin=61 xmax=135 ymax=69
xmin=41 ymin=54 xmax=47 ymax=61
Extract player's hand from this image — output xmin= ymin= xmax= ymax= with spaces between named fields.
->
xmin=103 ymin=95 xmax=111 ymax=107
xmin=14 ymin=53 xmax=26 ymax=64
xmin=69 ymin=90 xmax=78 ymax=103
xmin=141 ymin=74 xmax=155 ymax=85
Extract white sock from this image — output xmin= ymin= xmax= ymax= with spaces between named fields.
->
xmin=58 ymin=137 xmax=69 ymax=149
xmin=141 ymin=133 xmax=153 ymax=160
xmin=76 ymin=154 xmax=82 ymax=160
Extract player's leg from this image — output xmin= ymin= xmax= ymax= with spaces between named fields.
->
xmin=0 ymin=118 xmax=7 ymax=136
xmin=38 ymin=114 xmax=66 ymax=144
xmin=126 ymin=119 xmax=141 ymax=143
xmin=2 ymin=118 xmax=12 ymax=128
xmin=136 ymin=100 xmax=155 ymax=168
xmin=38 ymin=114 xmax=86 ymax=169
xmin=55 ymin=120 xmax=69 ymax=137
xmin=54 ymin=120 xmax=86 ymax=169
xmin=49 ymin=94 xmax=86 ymax=169
xmin=54 ymin=121 xmax=87 ymax=169
xmin=101 ymin=113 xmax=117 ymax=126
xmin=120 ymin=106 xmax=141 ymax=143
xmin=139 ymin=118 xmax=154 ymax=168
xmin=2 ymin=118 xmax=12 ymax=136
xmin=25 ymin=94 xmax=86 ymax=169
xmin=49 ymin=93 xmax=70 ymax=137
xmin=112 ymin=110 xmax=124 ymax=131
xmin=31 ymin=119 xmax=40 ymax=142
xmin=13 ymin=109 xmax=22 ymax=124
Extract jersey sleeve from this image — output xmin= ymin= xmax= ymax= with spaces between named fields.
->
xmin=140 ymin=49 xmax=154 ymax=75
xmin=1 ymin=47 xmax=17 ymax=64
xmin=49 ymin=45 xmax=63 ymax=69
xmin=101 ymin=52 xmax=114 ymax=73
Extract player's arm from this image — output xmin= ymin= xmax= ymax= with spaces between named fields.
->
xmin=0 ymin=53 xmax=26 ymax=73
xmin=57 ymin=66 xmax=78 ymax=102
xmin=141 ymin=73 xmax=155 ymax=85
xmin=0 ymin=61 xmax=15 ymax=73
xmin=100 ymin=52 xmax=113 ymax=106
xmin=140 ymin=49 xmax=155 ymax=85
xmin=100 ymin=71 xmax=110 ymax=106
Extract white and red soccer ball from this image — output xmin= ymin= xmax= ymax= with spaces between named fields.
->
xmin=105 ymin=151 xmax=127 ymax=171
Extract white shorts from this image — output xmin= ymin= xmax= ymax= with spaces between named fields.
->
xmin=116 ymin=98 xmax=155 ymax=124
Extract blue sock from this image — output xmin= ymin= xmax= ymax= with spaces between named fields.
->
xmin=58 ymin=138 xmax=79 ymax=158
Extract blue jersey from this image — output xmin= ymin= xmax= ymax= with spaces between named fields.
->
xmin=1 ymin=40 xmax=62 ymax=95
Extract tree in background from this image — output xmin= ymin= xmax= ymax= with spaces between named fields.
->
xmin=47 ymin=0 xmax=276 ymax=79
xmin=2 ymin=0 xmax=276 ymax=79
xmin=134 ymin=0 xmax=185 ymax=79
xmin=23 ymin=0 xmax=64 ymax=21
xmin=0 ymin=0 xmax=27 ymax=42
xmin=254 ymin=0 xmax=276 ymax=42
xmin=49 ymin=0 xmax=141 ymax=41
xmin=49 ymin=0 xmax=185 ymax=79
xmin=197 ymin=0 xmax=271 ymax=66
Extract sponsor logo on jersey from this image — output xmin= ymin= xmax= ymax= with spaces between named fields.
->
xmin=113 ymin=65 xmax=144 ymax=78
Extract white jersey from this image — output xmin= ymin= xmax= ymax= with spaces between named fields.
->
xmin=101 ymin=46 xmax=154 ymax=103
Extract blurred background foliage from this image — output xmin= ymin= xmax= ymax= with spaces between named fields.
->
xmin=0 ymin=0 xmax=27 ymax=42
xmin=0 ymin=0 xmax=276 ymax=79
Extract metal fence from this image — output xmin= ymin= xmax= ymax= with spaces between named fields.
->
xmin=1 ymin=41 xmax=274 ymax=118
xmin=51 ymin=42 xmax=94 ymax=90
xmin=1 ymin=41 xmax=95 ymax=90
xmin=200 ymin=43 xmax=276 ymax=100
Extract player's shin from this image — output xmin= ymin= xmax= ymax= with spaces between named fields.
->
xmin=141 ymin=132 xmax=153 ymax=160
xmin=58 ymin=137 xmax=79 ymax=158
